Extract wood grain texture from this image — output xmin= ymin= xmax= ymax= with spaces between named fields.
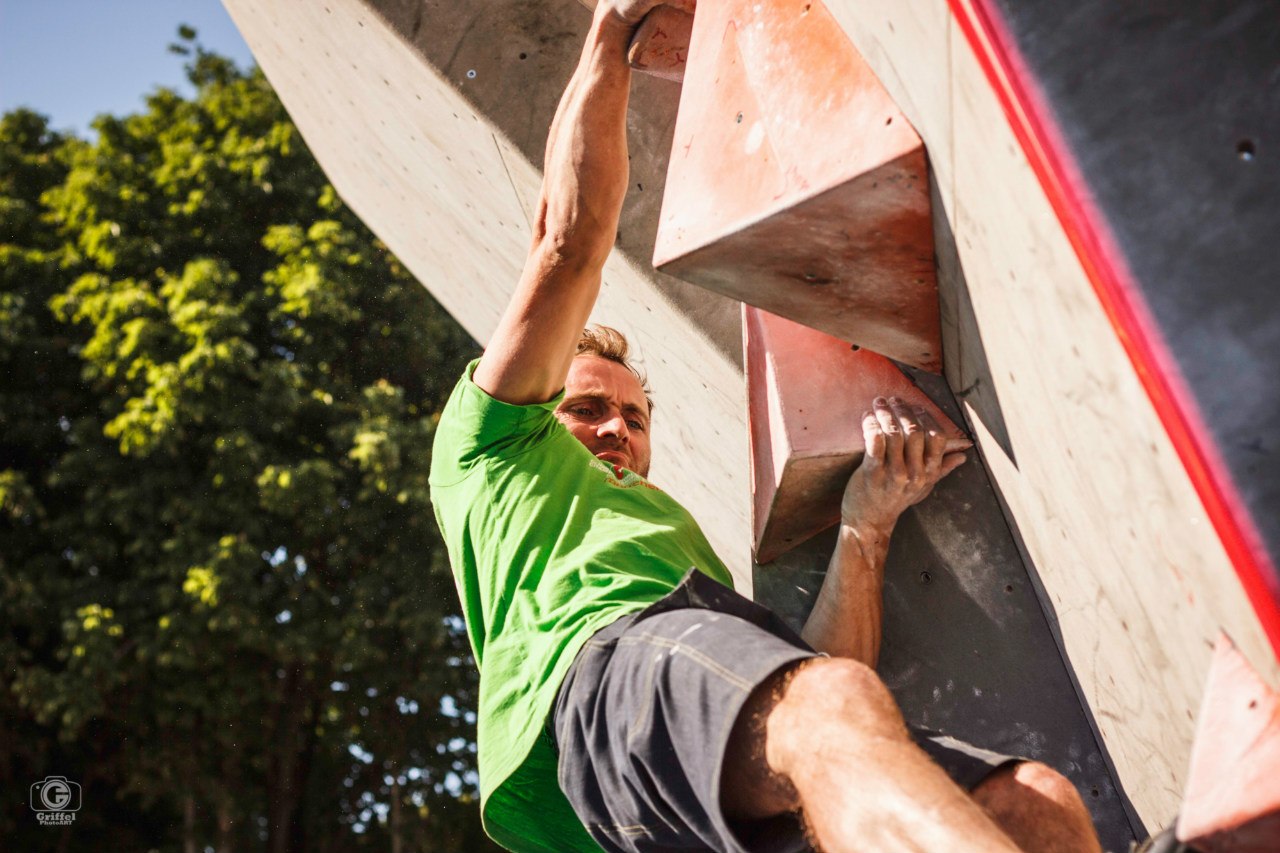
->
xmin=825 ymin=0 xmax=1279 ymax=827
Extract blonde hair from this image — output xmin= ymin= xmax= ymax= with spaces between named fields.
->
xmin=576 ymin=325 xmax=654 ymax=413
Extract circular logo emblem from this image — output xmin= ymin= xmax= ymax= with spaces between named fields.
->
xmin=41 ymin=779 xmax=72 ymax=811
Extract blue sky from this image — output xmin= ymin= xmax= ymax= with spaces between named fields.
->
xmin=0 ymin=0 xmax=257 ymax=138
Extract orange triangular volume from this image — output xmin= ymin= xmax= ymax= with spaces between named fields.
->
xmin=745 ymin=306 xmax=966 ymax=563
xmin=655 ymin=0 xmax=940 ymax=371
xmin=1176 ymin=633 xmax=1280 ymax=853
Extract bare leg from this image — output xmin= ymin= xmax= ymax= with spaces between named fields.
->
xmin=724 ymin=657 xmax=1025 ymax=853
xmin=971 ymin=762 xmax=1103 ymax=853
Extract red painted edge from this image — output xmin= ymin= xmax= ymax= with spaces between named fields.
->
xmin=945 ymin=0 xmax=1280 ymax=654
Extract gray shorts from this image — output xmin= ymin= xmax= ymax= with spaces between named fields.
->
xmin=550 ymin=570 xmax=1017 ymax=853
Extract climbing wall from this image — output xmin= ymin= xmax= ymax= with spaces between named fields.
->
xmin=222 ymin=1 xmax=1280 ymax=849
xmin=220 ymin=0 xmax=756 ymax=584
xmin=819 ymin=0 xmax=1280 ymax=832
xmin=756 ymin=367 xmax=1138 ymax=849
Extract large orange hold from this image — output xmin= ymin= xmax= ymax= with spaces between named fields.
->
xmin=1176 ymin=634 xmax=1280 ymax=853
xmin=655 ymin=0 xmax=941 ymax=372
xmin=746 ymin=307 xmax=966 ymax=563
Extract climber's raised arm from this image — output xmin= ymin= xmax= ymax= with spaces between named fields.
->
xmin=473 ymin=1 xmax=690 ymax=406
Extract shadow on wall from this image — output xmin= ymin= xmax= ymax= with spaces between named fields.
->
xmin=932 ymin=171 xmax=1018 ymax=468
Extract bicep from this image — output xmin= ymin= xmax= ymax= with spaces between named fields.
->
xmin=473 ymin=243 xmax=604 ymax=406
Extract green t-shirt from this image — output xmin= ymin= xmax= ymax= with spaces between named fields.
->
xmin=429 ymin=360 xmax=735 ymax=853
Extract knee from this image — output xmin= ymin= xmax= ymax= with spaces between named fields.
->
xmin=975 ymin=761 xmax=1090 ymax=819
xmin=973 ymin=762 xmax=1102 ymax=852
xmin=771 ymin=657 xmax=908 ymax=743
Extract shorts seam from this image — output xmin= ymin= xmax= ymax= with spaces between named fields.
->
xmin=625 ymin=647 xmax=661 ymax=750
xmin=616 ymin=634 xmax=753 ymax=692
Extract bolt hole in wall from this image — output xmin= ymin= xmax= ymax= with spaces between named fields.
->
xmin=920 ymin=571 xmax=932 ymax=585
xmin=1237 ymin=138 xmax=1256 ymax=161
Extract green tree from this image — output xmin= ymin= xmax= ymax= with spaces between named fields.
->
xmin=0 ymin=35 xmax=494 ymax=853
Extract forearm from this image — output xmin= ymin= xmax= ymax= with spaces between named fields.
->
xmin=801 ymin=397 xmax=968 ymax=663
xmin=474 ymin=8 xmax=634 ymax=404
xmin=800 ymin=521 xmax=893 ymax=666
xmin=536 ymin=8 xmax=634 ymax=266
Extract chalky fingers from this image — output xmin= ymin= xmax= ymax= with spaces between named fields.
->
xmin=891 ymin=397 xmax=925 ymax=474
xmin=914 ymin=406 xmax=946 ymax=477
xmin=862 ymin=409 xmax=886 ymax=463
xmin=873 ymin=397 xmax=904 ymax=468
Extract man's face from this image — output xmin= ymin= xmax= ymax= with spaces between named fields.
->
xmin=555 ymin=355 xmax=652 ymax=478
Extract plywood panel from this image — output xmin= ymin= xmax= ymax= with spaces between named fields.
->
xmin=823 ymin=0 xmax=955 ymax=212
xmin=222 ymin=0 xmax=753 ymax=591
xmin=827 ymin=0 xmax=1278 ymax=829
xmin=225 ymin=0 xmax=1279 ymax=831
xmin=975 ymin=0 xmax=1280 ymax=641
xmin=947 ymin=4 xmax=1277 ymax=824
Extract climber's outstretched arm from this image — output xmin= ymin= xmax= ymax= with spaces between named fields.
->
xmin=473 ymin=2 xmax=691 ymax=406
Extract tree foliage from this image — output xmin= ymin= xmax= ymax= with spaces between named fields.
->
xmin=0 ymin=35 xmax=493 ymax=852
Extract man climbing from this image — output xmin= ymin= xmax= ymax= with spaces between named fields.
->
xmin=428 ymin=1 xmax=1104 ymax=851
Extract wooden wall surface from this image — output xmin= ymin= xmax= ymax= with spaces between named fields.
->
xmin=825 ymin=0 xmax=1278 ymax=827
xmin=223 ymin=0 xmax=1278 ymax=833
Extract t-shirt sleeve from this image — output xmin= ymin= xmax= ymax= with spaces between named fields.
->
xmin=429 ymin=359 xmax=565 ymax=485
